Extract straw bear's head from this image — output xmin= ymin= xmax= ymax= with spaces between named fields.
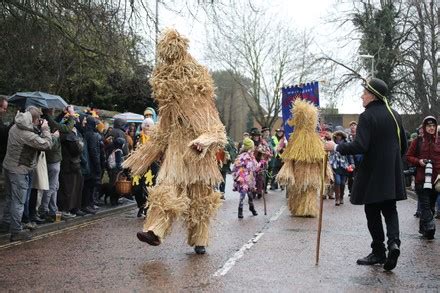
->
xmin=291 ymin=99 xmax=318 ymax=131
xmin=157 ymin=28 xmax=189 ymax=63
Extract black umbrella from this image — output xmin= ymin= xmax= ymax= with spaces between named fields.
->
xmin=8 ymin=91 xmax=68 ymax=110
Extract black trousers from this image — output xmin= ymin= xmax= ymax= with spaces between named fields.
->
xmin=82 ymin=179 xmax=97 ymax=208
xmin=218 ymin=168 xmax=227 ymax=193
xmin=364 ymin=200 xmax=400 ymax=254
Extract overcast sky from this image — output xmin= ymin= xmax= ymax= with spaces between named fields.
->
xmin=155 ymin=0 xmax=365 ymax=114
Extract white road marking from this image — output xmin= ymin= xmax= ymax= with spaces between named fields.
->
xmin=213 ymin=232 xmax=264 ymax=277
xmin=269 ymin=205 xmax=286 ymax=222
xmin=213 ymin=205 xmax=286 ymax=277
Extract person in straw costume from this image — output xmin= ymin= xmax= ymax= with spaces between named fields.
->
xmin=123 ymin=28 xmax=227 ymax=255
xmin=276 ymin=99 xmax=332 ymax=217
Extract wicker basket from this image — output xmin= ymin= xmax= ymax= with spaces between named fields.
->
xmin=115 ymin=171 xmax=132 ymax=196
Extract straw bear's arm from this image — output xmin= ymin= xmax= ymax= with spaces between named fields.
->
xmin=122 ymin=128 xmax=165 ymax=176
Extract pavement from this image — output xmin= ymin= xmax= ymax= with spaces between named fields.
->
xmin=0 ymin=172 xmax=137 ymax=245
xmin=0 ymin=174 xmax=439 ymax=291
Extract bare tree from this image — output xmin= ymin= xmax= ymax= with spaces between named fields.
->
xmin=321 ymin=0 xmax=438 ymax=120
xmin=202 ymin=2 xmax=320 ymax=129
xmin=395 ymin=0 xmax=439 ymax=117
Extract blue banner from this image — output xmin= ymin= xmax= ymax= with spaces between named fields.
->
xmin=281 ymin=81 xmax=319 ymax=139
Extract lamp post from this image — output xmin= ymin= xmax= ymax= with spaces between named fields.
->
xmin=359 ymin=54 xmax=374 ymax=78
xmin=154 ymin=0 xmax=160 ymax=65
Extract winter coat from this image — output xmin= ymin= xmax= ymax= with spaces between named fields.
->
xmin=60 ymin=130 xmax=84 ymax=174
xmin=105 ymin=118 xmax=128 ymax=155
xmin=0 ymin=115 xmax=9 ymax=164
xmin=2 ymin=111 xmax=52 ymax=174
xmin=32 ymin=151 xmax=49 ymax=190
xmin=84 ymin=125 xmax=103 ymax=181
xmin=336 ymin=100 xmax=407 ymax=205
xmin=406 ymin=120 xmax=440 ymax=186
xmin=232 ymin=150 xmax=259 ymax=193
xmin=329 ymin=138 xmax=354 ymax=175
xmin=43 ymin=113 xmax=75 ymax=164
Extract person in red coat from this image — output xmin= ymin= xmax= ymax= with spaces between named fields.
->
xmin=406 ymin=116 xmax=440 ymax=240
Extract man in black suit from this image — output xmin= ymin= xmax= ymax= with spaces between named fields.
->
xmin=324 ymin=78 xmax=407 ymax=271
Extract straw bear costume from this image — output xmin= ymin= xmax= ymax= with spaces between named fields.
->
xmin=123 ymin=29 xmax=226 ymax=249
xmin=276 ymin=99 xmax=332 ymax=217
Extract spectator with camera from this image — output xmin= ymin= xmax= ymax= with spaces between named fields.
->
xmin=406 ymin=116 xmax=440 ymax=240
xmin=0 ymin=106 xmax=52 ymax=241
xmin=38 ymin=107 xmax=75 ymax=222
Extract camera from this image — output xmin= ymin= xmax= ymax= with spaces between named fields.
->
xmin=423 ymin=159 xmax=433 ymax=189
xmin=403 ymin=167 xmax=416 ymax=176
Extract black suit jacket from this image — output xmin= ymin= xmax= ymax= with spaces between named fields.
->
xmin=337 ymin=100 xmax=407 ymax=205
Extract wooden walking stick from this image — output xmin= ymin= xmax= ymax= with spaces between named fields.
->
xmin=262 ymin=187 xmax=267 ymax=216
xmin=315 ymin=153 xmax=328 ymax=265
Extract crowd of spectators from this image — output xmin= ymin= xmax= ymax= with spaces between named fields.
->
xmin=0 ymin=98 xmax=157 ymax=241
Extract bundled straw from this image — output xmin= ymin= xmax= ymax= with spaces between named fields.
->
xmin=125 ymin=28 xmax=226 ymax=247
xmin=123 ymin=28 xmax=227 ymax=186
xmin=276 ymin=99 xmax=327 ymax=217
xmin=281 ymin=99 xmax=325 ymax=163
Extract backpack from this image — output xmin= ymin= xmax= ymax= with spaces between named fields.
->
xmin=107 ymin=148 xmax=123 ymax=169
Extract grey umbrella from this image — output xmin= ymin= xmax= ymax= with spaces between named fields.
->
xmin=8 ymin=91 xmax=68 ymax=110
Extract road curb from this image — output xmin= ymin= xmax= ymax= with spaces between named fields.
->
xmin=0 ymin=202 xmax=136 ymax=246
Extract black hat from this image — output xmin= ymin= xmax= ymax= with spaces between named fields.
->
xmin=250 ymin=127 xmax=261 ymax=136
xmin=276 ymin=128 xmax=284 ymax=133
xmin=363 ymin=78 xmax=388 ymax=100
xmin=261 ymin=126 xmax=270 ymax=132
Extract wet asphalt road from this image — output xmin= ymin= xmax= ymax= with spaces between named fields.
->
xmin=1 ymin=176 xmax=440 ymax=292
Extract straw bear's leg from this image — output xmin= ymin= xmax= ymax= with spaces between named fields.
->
xmin=143 ymin=184 xmax=188 ymax=241
xmin=184 ymin=183 xmax=222 ymax=247
xmin=288 ymin=185 xmax=319 ymax=218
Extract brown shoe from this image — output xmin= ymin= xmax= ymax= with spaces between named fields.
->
xmin=137 ymin=231 xmax=161 ymax=246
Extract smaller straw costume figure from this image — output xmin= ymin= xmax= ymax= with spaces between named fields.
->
xmin=123 ymin=28 xmax=226 ymax=255
xmin=232 ymin=138 xmax=259 ymax=218
xmin=276 ymin=99 xmax=332 ymax=217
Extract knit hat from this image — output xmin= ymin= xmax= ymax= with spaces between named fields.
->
xmin=141 ymin=118 xmax=155 ymax=129
xmin=242 ymin=137 xmax=254 ymax=151
xmin=423 ymin=115 xmax=437 ymax=126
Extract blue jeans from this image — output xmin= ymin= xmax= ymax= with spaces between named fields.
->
xmin=1 ymin=169 xmax=33 ymax=233
xmin=22 ymin=173 xmax=34 ymax=223
xmin=40 ymin=162 xmax=60 ymax=216
xmin=334 ymin=173 xmax=347 ymax=186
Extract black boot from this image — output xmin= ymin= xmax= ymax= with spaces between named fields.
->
xmin=340 ymin=184 xmax=345 ymax=204
xmin=194 ymin=246 xmax=206 ymax=254
xmin=249 ymin=204 xmax=258 ymax=216
xmin=383 ymin=243 xmax=400 ymax=271
xmin=137 ymin=230 xmax=161 ymax=246
xmin=356 ymin=252 xmax=386 ymax=265
xmin=238 ymin=207 xmax=243 ymax=219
